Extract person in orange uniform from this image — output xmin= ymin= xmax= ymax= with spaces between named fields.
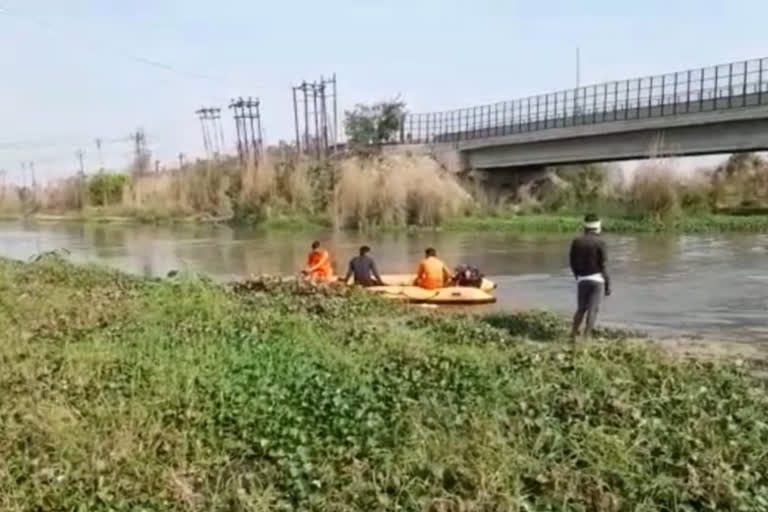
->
xmin=414 ymin=248 xmax=452 ymax=289
xmin=303 ymin=240 xmax=334 ymax=282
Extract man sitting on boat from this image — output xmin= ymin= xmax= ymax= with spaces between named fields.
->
xmin=342 ymin=245 xmax=384 ymax=287
xmin=302 ymin=240 xmax=334 ymax=282
xmin=414 ymin=248 xmax=452 ymax=290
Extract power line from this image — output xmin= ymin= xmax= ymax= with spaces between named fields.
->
xmin=0 ymin=4 xmax=244 ymax=86
xmin=0 ymin=135 xmax=135 ymax=151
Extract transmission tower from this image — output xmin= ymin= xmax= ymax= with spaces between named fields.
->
xmin=228 ymin=97 xmax=263 ymax=164
xmin=292 ymin=74 xmax=338 ymax=157
xmin=195 ymin=107 xmax=226 ymax=159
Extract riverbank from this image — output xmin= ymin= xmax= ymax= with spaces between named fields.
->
xmin=1 ymin=257 xmax=767 ymax=510
xmin=444 ymin=213 xmax=768 ymax=233
xmin=4 ymin=152 xmax=768 ymax=233
xmin=6 ymin=210 xmax=768 ymax=235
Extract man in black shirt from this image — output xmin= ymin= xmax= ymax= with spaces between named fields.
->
xmin=342 ymin=246 xmax=384 ymax=287
xmin=569 ymin=214 xmax=611 ymax=339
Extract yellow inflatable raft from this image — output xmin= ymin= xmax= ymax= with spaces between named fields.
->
xmin=363 ymin=275 xmax=497 ymax=305
xmin=366 ymin=285 xmax=496 ymax=305
xmin=376 ymin=274 xmax=497 ymax=293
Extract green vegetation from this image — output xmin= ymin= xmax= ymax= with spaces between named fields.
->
xmin=3 ymin=150 xmax=768 ymax=233
xmin=88 ymin=173 xmax=129 ymax=207
xmin=445 ymin=213 xmax=768 ymax=233
xmin=344 ymin=99 xmax=406 ymax=149
xmin=1 ymin=257 xmax=767 ymax=510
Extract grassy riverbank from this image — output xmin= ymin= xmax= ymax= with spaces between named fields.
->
xmin=445 ymin=213 xmax=768 ymax=233
xmin=1 ymin=257 xmax=767 ymax=510
xmin=5 ymin=152 xmax=768 ymax=233
xmin=5 ymin=210 xmax=768 ymax=236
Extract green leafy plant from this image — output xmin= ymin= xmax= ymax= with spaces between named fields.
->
xmin=344 ymin=99 xmax=406 ymax=148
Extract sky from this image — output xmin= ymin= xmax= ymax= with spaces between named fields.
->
xmin=0 ymin=0 xmax=766 ymax=182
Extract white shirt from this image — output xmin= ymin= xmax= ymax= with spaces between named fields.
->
xmin=577 ymin=273 xmax=605 ymax=284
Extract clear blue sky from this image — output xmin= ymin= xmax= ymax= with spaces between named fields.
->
xmin=0 ymin=0 xmax=766 ymax=181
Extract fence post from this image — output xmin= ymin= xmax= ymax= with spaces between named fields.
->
xmin=672 ymin=73 xmax=678 ymax=115
xmin=502 ymin=103 xmax=508 ymax=135
xmin=686 ymin=70 xmax=691 ymax=113
xmin=526 ymin=98 xmax=531 ymax=131
xmin=648 ymin=76 xmax=654 ymax=118
xmin=590 ymin=86 xmax=596 ymax=123
xmin=624 ymin=80 xmax=630 ymax=120
xmin=714 ymin=65 xmax=719 ymax=110
xmin=572 ymin=88 xmax=578 ymax=126
xmin=553 ymin=94 xmax=558 ymax=127
xmin=727 ymin=63 xmax=733 ymax=108
xmin=760 ymin=59 xmax=765 ymax=105
xmin=742 ymin=61 xmax=748 ymax=107
xmin=699 ymin=68 xmax=705 ymax=111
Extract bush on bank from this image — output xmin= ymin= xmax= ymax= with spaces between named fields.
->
xmin=1 ymin=257 xmax=767 ymax=511
xmin=4 ymin=152 xmax=768 ymax=232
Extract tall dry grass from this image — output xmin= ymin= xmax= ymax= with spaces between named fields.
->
xmin=626 ymin=161 xmax=682 ymax=219
xmin=332 ymin=154 xmax=471 ymax=229
xmin=0 ymin=184 xmax=23 ymax=213
xmin=121 ymin=160 xmax=235 ymax=218
xmin=8 ymin=150 xmax=765 ymax=225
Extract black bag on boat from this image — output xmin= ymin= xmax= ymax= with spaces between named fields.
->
xmin=452 ymin=264 xmax=484 ymax=287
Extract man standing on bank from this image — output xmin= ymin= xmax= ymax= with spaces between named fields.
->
xmin=569 ymin=214 xmax=611 ymax=340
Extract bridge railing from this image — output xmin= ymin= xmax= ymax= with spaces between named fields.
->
xmin=398 ymin=57 xmax=768 ymax=145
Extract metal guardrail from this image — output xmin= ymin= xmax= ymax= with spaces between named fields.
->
xmin=398 ymin=57 xmax=768 ymax=145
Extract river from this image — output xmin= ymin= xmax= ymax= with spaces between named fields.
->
xmin=2 ymin=221 xmax=768 ymax=344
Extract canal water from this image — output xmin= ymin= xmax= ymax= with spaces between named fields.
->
xmin=2 ymin=221 xmax=768 ymax=343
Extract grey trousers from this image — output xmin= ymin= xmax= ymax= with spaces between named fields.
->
xmin=577 ymin=280 xmax=603 ymax=318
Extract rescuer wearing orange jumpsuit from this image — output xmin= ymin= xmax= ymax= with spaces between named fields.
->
xmin=414 ymin=248 xmax=452 ymax=290
xmin=303 ymin=241 xmax=334 ymax=282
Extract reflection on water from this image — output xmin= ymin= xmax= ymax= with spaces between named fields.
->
xmin=2 ymin=220 xmax=768 ymax=342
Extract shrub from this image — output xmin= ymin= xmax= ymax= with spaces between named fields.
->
xmin=88 ymin=173 xmax=128 ymax=206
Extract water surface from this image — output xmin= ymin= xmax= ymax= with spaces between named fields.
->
xmin=2 ymin=221 xmax=767 ymax=344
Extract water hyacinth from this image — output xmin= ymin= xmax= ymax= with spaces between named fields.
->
xmin=1 ymin=257 xmax=767 ymax=511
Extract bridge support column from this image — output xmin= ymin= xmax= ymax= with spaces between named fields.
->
xmin=469 ymin=165 xmax=548 ymax=203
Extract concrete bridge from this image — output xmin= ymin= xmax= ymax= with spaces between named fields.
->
xmin=398 ymin=57 xmax=768 ymax=176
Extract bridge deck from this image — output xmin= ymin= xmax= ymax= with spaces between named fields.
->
xmin=397 ymin=57 xmax=768 ymax=146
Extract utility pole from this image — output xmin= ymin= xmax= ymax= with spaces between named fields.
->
xmin=312 ymin=82 xmax=320 ymax=158
xmin=292 ymin=75 xmax=338 ymax=156
xmin=302 ymin=82 xmax=310 ymax=153
xmin=196 ymin=108 xmax=212 ymax=157
xmin=178 ymin=152 xmax=185 ymax=169
xmin=132 ymin=129 xmax=148 ymax=172
xmin=319 ymin=77 xmax=329 ymax=156
xmin=75 ymin=149 xmax=85 ymax=175
xmin=230 ymin=99 xmax=244 ymax=163
xmin=95 ymin=138 xmax=104 ymax=171
xmin=228 ymin=97 xmax=262 ymax=164
xmin=214 ymin=108 xmax=226 ymax=153
xmin=574 ymin=46 xmax=582 ymax=115
xmin=576 ymin=46 xmax=581 ymax=90
xmin=292 ymin=86 xmax=301 ymax=153
xmin=332 ymin=73 xmax=339 ymax=150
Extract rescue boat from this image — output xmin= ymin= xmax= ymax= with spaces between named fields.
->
xmin=365 ymin=274 xmax=497 ymax=305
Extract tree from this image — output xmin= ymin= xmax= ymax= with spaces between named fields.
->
xmin=344 ymin=99 xmax=406 ymax=147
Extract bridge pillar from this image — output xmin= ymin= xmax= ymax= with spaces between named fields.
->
xmin=469 ymin=165 xmax=549 ymax=202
